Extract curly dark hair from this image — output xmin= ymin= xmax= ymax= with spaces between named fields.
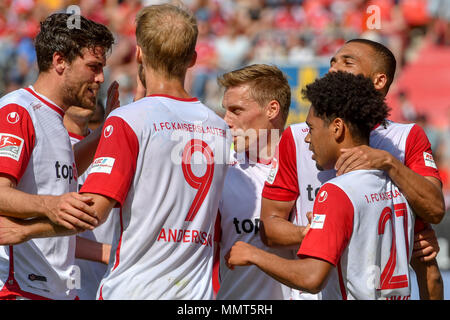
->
xmin=35 ymin=13 xmax=115 ymax=72
xmin=302 ymin=71 xmax=390 ymax=142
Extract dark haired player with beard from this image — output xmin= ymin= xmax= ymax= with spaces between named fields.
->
xmin=0 ymin=13 xmax=115 ymax=300
xmin=260 ymin=39 xmax=445 ymax=300
xmin=227 ymin=71 xmax=416 ymax=300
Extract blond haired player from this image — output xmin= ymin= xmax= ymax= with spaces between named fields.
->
xmin=214 ymin=64 xmax=292 ymax=299
xmin=228 ymin=71 xmax=415 ymax=300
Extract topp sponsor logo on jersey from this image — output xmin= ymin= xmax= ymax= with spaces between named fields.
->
xmin=55 ymin=161 xmax=77 ymax=184
xmin=90 ymin=157 xmax=115 ymax=174
xmin=0 ymin=133 xmax=24 ymax=161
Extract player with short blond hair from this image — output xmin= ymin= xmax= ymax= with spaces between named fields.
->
xmin=215 ymin=64 xmax=292 ymax=299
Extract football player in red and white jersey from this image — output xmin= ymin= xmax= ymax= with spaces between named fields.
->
xmin=228 ymin=71 xmax=415 ymax=300
xmin=0 ymin=14 xmax=115 ymax=299
xmin=214 ymin=64 xmax=292 ymax=300
xmin=260 ymin=39 xmax=445 ymax=300
xmin=2 ymin=4 xmax=231 ymax=300
xmin=64 ymin=102 xmax=114 ymax=300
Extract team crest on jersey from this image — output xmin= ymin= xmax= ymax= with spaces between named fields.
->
xmin=317 ymin=190 xmax=328 ymax=203
xmin=103 ymin=125 xmax=114 ymax=138
xmin=90 ymin=157 xmax=115 ymax=174
xmin=7 ymin=112 xmax=20 ymax=124
xmin=423 ymin=152 xmax=437 ymax=169
xmin=310 ymin=214 xmax=326 ymax=229
xmin=0 ymin=133 xmax=24 ymax=161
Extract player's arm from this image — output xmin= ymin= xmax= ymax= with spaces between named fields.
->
xmin=73 ymin=81 xmax=120 ymax=175
xmin=226 ymin=241 xmax=332 ymax=293
xmin=260 ymin=126 xmax=306 ymax=248
xmin=0 ymin=193 xmax=116 ymax=246
xmin=0 ymin=174 xmax=98 ymax=230
xmin=75 ymin=236 xmax=111 ymax=265
xmin=410 ymin=255 xmax=443 ymax=300
xmin=260 ymin=197 xmax=306 ymax=248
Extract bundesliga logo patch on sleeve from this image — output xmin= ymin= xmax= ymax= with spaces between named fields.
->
xmin=423 ymin=152 xmax=437 ymax=169
xmin=0 ymin=133 xmax=24 ymax=161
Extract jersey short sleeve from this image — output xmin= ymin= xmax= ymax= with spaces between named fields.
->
xmin=0 ymin=104 xmax=35 ymax=182
xmin=404 ymin=124 xmax=441 ymax=181
xmin=80 ymin=116 xmax=139 ymax=206
xmin=262 ymin=126 xmax=299 ymax=201
xmin=297 ymin=183 xmax=354 ymax=266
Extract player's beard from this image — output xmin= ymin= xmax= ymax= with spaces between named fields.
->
xmin=62 ymin=79 xmax=98 ymax=111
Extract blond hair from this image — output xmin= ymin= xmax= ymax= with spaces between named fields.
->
xmin=136 ymin=4 xmax=198 ymax=78
xmin=218 ymin=64 xmax=291 ymax=124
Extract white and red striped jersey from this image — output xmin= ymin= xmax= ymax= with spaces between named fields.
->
xmin=69 ymin=132 xmax=117 ymax=300
xmin=298 ymin=170 xmax=415 ymax=300
xmin=215 ymin=152 xmax=291 ymax=300
xmin=262 ymin=120 xmax=441 ymax=299
xmin=0 ymin=87 xmax=78 ymax=300
xmin=80 ymin=95 xmax=231 ymax=300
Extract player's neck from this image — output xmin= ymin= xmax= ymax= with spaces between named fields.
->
xmin=144 ymin=69 xmax=192 ymax=100
xmin=248 ymin=127 xmax=283 ymax=164
xmin=33 ymin=73 xmax=67 ymax=110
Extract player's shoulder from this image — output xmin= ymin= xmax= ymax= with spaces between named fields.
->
xmin=327 ymin=169 xmax=385 ymax=193
xmin=0 ymin=88 xmax=33 ymax=111
xmin=374 ymin=120 xmax=416 ymax=135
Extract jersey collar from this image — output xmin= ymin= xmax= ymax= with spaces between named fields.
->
xmin=24 ymin=86 xmax=65 ymax=118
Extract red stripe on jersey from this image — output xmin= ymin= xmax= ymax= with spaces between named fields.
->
xmin=112 ymin=207 xmax=124 ymax=271
xmin=337 ymin=260 xmax=347 ymax=300
xmin=147 ymin=94 xmax=199 ymax=102
xmin=68 ymin=131 xmax=87 ymax=141
xmin=0 ymin=247 xmax=51 ymax=300
xmin=98 ymin=285 xmax=104 ymax=300
xmin=23 ymin=87 xmax=65 ymax=118
xmin=0 ymin=103 xmax=36 ymax=182
xmin=212 ymin=210 xmax=221 ymax=296
xmin=262 ymin=126 xmax=299 ymax=201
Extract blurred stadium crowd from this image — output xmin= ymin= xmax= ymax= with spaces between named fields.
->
xmin=1 ymin=0 xmax=450 ymax=266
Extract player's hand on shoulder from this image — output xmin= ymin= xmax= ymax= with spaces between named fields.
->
xmin=42 ymin=193 xmax=98 ymax=231
xmin=105 ymin=80 xmax=120 ymax=118
xmin=0 ymin=216 xmax=31 ymax=245
xmin=336 ymin=145 xmax=390 ymax=175
xmin=412 ymin=226 xmax=440 ymax=262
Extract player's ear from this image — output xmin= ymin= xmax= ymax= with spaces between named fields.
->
xmin=332 ymin=117 xmax=345 ymax=142
xmin=52 ymin=52 xmax=66 ymax=75
xmin=373 ymin=73 xmax=387 ymax=93
xmin=135 ymin=45 xmax=143 ymax=64
xmin=266 ymin=100 xmax=281 ymax=121
xmin=187 ymin=51 xmax=197 ymax=68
